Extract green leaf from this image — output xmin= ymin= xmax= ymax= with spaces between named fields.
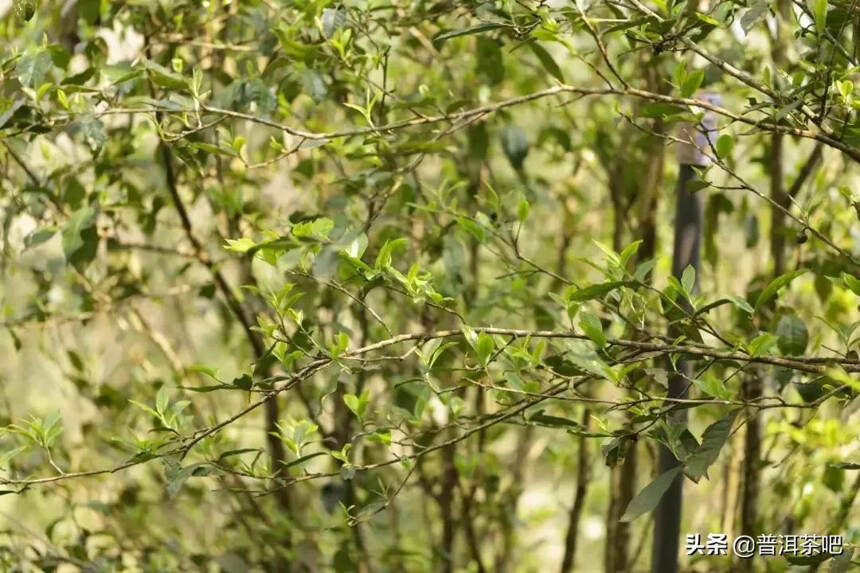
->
xmin=684 ymin=177 xmax=710 ymax=193
xmin=321 ymin=7 xmax=347 ymax=38
xmin=602 ymin=436 xmax=628 ymax=467
xmin=163 ymin=460 xmax=210 ymax=499
xmin=566 ymin=281 xmax=634 ymax=303
xmin=178 ymin=384 xmax=230 ymax=393
xmin=620 ymin=465 xmax=684 ymax=522
xmin=680 ymin=69 xmax=704 ymax=98
xmin=775 ymin=315 xmax=809 ymax=355
xmin=828 ymin=462 xmax=860 ymax=470
xmin=456 ymin=217 xmax=486 ymax=242
xmin=830 ymin=548 xmax=854 ymax=573
xmin=187 ymin=364 xmax=220 ymax=380
xmin=527 ymin=41 xmax=564 ymax=83
xmin=716 ymin=134 xmax=734 ymax=158
xmin=155 ymin=386 xmax=169 ymax=415
xmin=293 ymin=217 xmax=334 ymax=240
xmin=692 ymin=376 xmax=732 ymax=400
xmin=281 ymin=451 xmax=327 ymax=470
xmin=217 ymin=448 xmax=261 ymax=461
xmin=24 ymin=227 xmax=56 ymax=249
xmin=796 ymin=380 xmax=826 ymax=403
xmin=528 ymin=410 xmax=582 ymax=429
xmin=224 ymin=237 xmax=257 ymax=253
xmin=639 ymin=103 xmax=688 ymax=119
xmin=618 ymin=241 xmax=642 ymax=267
xmin=476 ymin=37 xmax=505 ymax=85
xmin=375 ymin=238 xmax=408 ymax=269
xmin=517 ymin=198 xmax=530 ymax=223
xmin=343 ymin=390 xmax=369 ymax=420
xmin=823 ymin=464 xmax=844 ymax=492
xmin=681 ymin=265 xmax=696 ymax=295
xmin=71 ymin=118 xmax=106 ymax=153
xmin=755 ymin=269 xmax=807 ymax=310
xmin=144 ymin=61 xmax=188 ymax=90
xmin=673 ymin=61 xmax=687 ymax=88
xmin=475 ymin=332 xmax=496 ymax=365
xmin=67 ymin=350 xmax=84 ymax=372
xmin=685 ymin=412 xmax=736 ymax=481
xmin=17 ymin=50 xmax=52 ymax=88
xmin=748 ymin=332 xmax=779 ymax=356
xmin=61 ymin=205 xmax=99 ymax=270
xmin=812 ymin=0 xmax=827 ymax=33
xmin=838 ymin=80 xmax=854 ymax=101
xmin=343 ymin=394 xmax=360 ymax=418
xmin=741 ymin=0 xmax=768 ymax=32
xmin=432 ymin=22 xmax=507 ymax=46
xmin=726 ymin=295 xmax=754 ymax=315
xmin=785 ymin=552 xmax=831 ymax=566
xmin=232 ymin=374 xmax=253 ymax=391
xmin=500 ymin=124 xmax=529 ymax=170
xmin=842 ymin=272 xmax=860 ymax=295
xmin=579 ymin=311 xmax=606 ymax=348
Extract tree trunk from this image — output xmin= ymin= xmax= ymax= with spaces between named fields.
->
xmin=652 ymin=163 xmax=702 ymax=573
xmin=560 ymin=408 xmax=592 ymax=573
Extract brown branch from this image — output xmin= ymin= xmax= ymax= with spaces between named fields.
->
xmin=787 ymin=142 xmax=824 ymax=199
xmin=559 ymin=407 xmax=592 ymax=573
xmin=158 ymin=143 xmax=292 ymax=511
xmin=1 ymin=326 xmax=855 ymax=491
xmin=47 ymin=84 xmax=860 ymax=164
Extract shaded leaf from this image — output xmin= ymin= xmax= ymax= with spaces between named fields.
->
xmin=476 ymin=37 xmax=505 ymax=85
xmin=830 ymin=548 xmax=854 ymax=573
xmin=685 ymin=412 xmax=736 ymax=481
xmin=321 ymin=7 xmax=347 ymax=38
xmin=500 ymin=124 xmax=529 ymax=170
xmin=24 ymin=227 xmax=56 ymax=249
xmin=61 ymin=205 xmax=99 ymax=270
xmin=741 ymin=0 xmax=768 ymax=32
xmin=281 ymin=451 xmax=327 ymax=470
xmin=785 ymin=552 xmax=831 ymax=566
xmin=17 ymin=50 xmax=52 ymax=88
xmin=812 ymin=0 xmax=827 ymax=32
xmin=528 ymin=410 xmax=582 ymax=429
xmin=755 ymin=269 xmax=807 ymax=310
xmin=620 ymin=466 xmax=684 ymax=521
xmin=527 ymin=41 xmax=564 ymax=83
xmin=567 ymin=281 xmax=635 ymax=303
xmin=579 ymin=311 xmax=606 ymax=348
xmin=144 ymin=60 xmax=188 ymax=90
xmin=775 ymin=314 xmax=809 ymax=355
xmin=433 ymin=22 xmax=507 ymax=46
xmin=842 ymin=272 xmax=860 ymax=295
xmin=716 ymin=134 xmax=734 ymax=158
xmin=475 ymin=332 xmax=496 ymax=365
xmin=828 ymin=462 xmax=860 ymax=470
xmin=681 ymin=69 xmax=704 ymax=98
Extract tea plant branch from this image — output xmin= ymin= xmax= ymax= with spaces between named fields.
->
xmin=43 ymin=85 xmax=860 ymax=163
xmin=0 ymin=324 xmax=854 ymax=491
xmin=157 ymin=139 xmax=292 ymax=511
xmin=619 ymin=112 xmax=860 ymax=267
xmin=197 ymin=87 xmax=860 ymax=163
xmin=1 ymin=140 xmax=41 ymax=187
xmin=574 ymin=0 xmax=628 ymax=89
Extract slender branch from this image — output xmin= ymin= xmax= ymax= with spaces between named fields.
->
xmin=44 ymin=85 xmax=860 ymax=164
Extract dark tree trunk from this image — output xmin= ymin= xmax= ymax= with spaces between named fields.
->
xmin=560 ymin=408 xmax=592 ymax=573
xmin=651 ymin=163 xmax=701 ymax=573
